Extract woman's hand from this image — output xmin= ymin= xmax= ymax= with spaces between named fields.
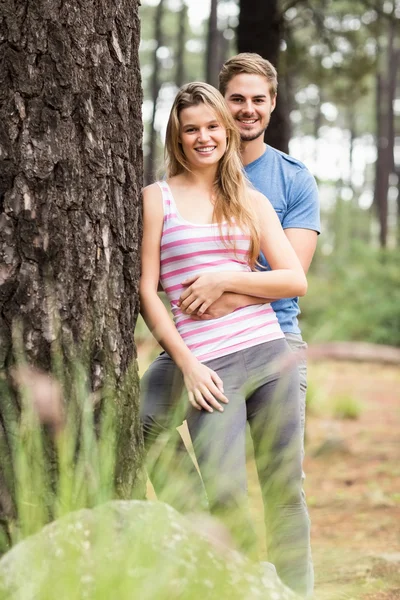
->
xmin=182 ymin=357 xmax=229 ymax=413
xmin=178 ymin=273 xmax=226 ymax=316
xmin=190 ymin=292 xmax=269 ymax=320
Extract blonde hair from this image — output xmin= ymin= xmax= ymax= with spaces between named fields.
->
xmin=165 ymin=82 xmax=260 ymax=268
xmin=219 ymin=53 xmax=278 ymax=98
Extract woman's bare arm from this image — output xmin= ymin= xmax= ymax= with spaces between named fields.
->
xmin=140 ymin=184 xmax=228 ymax=412
xmin=179 ymin=190 xmax=307 ymax=316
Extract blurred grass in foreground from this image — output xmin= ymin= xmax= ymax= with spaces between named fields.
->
xmin=1 ymin=360 xmax=398 ymax=600
xmin=0 ymin=360 xmax=298 ymax=600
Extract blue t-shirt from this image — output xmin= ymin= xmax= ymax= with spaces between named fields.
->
xmin=244 ymin=146 xmax=320 ymax=334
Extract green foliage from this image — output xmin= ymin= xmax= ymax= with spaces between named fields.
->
xmin=332 ymin=393 xmax=363 ymax=420
xmin=0 ymin=363 xmax=298 ymax=600
xmin=6 ymin=367 xmax=119 ymax=547
xmin=301 ymin=242 xmax=400 ymax=347
xmin=305 ymin=378 xmax=319 ymax=416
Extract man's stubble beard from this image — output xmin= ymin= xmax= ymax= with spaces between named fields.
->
xmin=238 ymin=118 xmax=270 ymax=143
xmin=240 ymin=128 xmax=266 ymax=143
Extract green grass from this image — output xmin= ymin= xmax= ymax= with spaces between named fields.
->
xmin=0 ymin=360 xmax=298 ymax=600
xmin=331 ymin=394 xmax=363 ymax=420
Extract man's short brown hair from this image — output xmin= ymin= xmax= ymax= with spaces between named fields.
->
xmin=219 ymin=53 xmax=278 ymax=98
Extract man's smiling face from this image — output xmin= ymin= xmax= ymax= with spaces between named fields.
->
xmin=224 ymin=73 xmax=276 ymax=142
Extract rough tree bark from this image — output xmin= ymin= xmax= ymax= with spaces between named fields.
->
xmin=238 ymin=0 xmax=290 ymax=153
xmin=0 ymin=0 xmax=143 ymax=502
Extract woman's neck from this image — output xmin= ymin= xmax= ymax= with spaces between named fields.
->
xmin=179 ymin=165 xmax=217 ymax=191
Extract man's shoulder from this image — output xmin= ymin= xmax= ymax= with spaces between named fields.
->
xmin=246 ymin=145 xmax=319 ymax=220
xmin=265 ymin=145 xmax=311 ymax=174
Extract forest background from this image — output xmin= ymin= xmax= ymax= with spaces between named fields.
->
xmin=138 ymin=0 xmax=400 ymax=350
xmin=0 ymin=1 xmax=398 ymax=599
xmin=137 ymin=4 xmax=400 ymax=598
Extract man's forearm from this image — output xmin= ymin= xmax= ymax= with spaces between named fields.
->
xmin=229 ymin=293 xmax=275 ymax=307
xmin=191 ymin=292 xmax=272 ymax=320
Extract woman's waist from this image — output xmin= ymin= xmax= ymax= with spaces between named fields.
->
xmin=176 ymin=308 xmax=284 ymax=361
xmin=173 ymin=302 xmax=279 ymax=330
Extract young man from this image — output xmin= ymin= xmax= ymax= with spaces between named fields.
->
xmin=182 ymin=53 xmax=319 ymax=594
xmin=195 ymin=53 xmax=320 ymax=459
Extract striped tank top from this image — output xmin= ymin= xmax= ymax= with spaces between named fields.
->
xmin=158 ymin=181 xmax=284 ymax=362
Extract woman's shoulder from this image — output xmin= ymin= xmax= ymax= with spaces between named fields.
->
xmin=143 ymin=181 xmax=165 ymax=203
xmin=143 ymin=181 xmax=162 ymax=195
xmin=142 ymin=183 xmax=164 ymax=218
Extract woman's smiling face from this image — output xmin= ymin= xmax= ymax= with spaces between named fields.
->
xmin=179 ymin=103 xmax=228 ymax=169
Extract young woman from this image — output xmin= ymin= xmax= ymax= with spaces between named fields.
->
xmin=140 ymin=82 xmax=312 ymax=597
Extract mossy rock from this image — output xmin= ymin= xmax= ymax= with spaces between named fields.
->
xmin=0 ymin=501 xmax=297 ymax=600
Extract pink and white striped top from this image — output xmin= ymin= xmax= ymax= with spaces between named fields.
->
xmin=158 ymin=181 xmax=284 ymax=362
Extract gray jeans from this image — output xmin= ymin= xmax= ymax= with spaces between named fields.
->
xmin=140 ymin=338 xmax=312 ymax=597
xmin=285 ymin=333 xmax=307 ymax=463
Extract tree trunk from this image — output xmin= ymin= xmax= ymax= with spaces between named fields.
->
xmin=386 ymin=15 xmax=397 ymax=179
xmin=373 ymin=2 xmax=398 ymax=248
xmin=374 ymin=69 xmax=389 ymax=247
xmin=144 ymin=0 xmax=165 ymax=185
xmin=206 ymin=0 xmax=220 ymax=87
xmin=348 ymin=106 xmax=356 ymax=191
xmin=238 ymin=0 xmax=290 ymax=153
xmin=219 ymin=28 xmax=230 ymax=72
xmin=175 ymin=0 xmax=187 ymax=88
xmin=308 ymin=342 xmax=400 ymax=366
xmin=0 ymin=0 xmax=144 ymax=499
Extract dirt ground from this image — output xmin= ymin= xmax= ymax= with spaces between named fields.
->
xmin=247 ymin=360 xmax=400 ymax=600
xmin=307 ymin=361 xmax=400 ymax=600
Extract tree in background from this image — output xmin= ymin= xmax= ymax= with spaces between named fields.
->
xmin=287 ymin=0 xmax=378 ymax=253
xmin=237 ymin=0 xmax=399 ymax=246
xmin=372 ymin=0 xmax=398 ymax=247
xmin=139 ymin=0 xmax=399 ymax=249
xmin=0 ymin=0 xmax=144 ymax=506
xmin=205 ymin=0 xmax=233 ymax=87
xmin=176 ymin=0 xmax=188 ymax=88
xmin=237 ymin=0 xmax=291 ymax=152
xmin=145 ymin=0 xmax=166 ymax=184
xmin=206 ymin=0 xmax=220 ymax=87
xmin=140 ymin=0 xmax=205 ymax=184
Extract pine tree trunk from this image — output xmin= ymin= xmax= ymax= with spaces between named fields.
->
xmin=206 ymin=0 xmax=220 ymax=87
xmin=0 ymin=0 xmax=144 ymax=498
xmin=374 ymin=52 xmax=389 ymax=247
xmin=175 ymin=1 xmax=187 ymax=88
xmin=237 ymin=0 xmax=290 ymax=153
xmin=144 ymin=0 xmax=165 ymax=185
xmin=373 ymin=2 xmax=398 ymax=248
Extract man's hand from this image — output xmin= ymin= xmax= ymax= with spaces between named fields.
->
xmin=178 ymin=273 xmax=226 ymax=316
